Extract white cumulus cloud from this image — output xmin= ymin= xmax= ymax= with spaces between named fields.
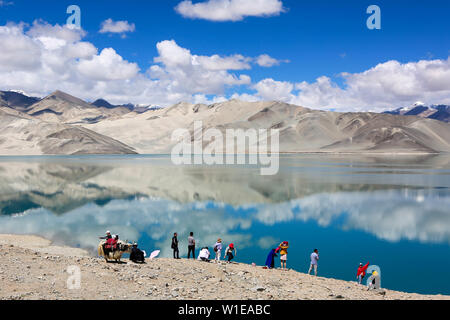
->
xmin=0 ymin=21 xmax=259 ymax=106
xmin=77 ymin=48 xmax=140 ymax=81
xmin=151 ymin=39 xmax=251 ymax=96
xmin=255 ymin=54 xmax=289 ymax=67
xmin=99 ymin=18 xmax=136 ymax=35
xmin=247 ymin=57 xmax=450 ymax=112
xmin=1 ymin=20 xmax=449 ymax=111
xmin=253 ymin=78 xmax=294 ymax=101
xmin=175 ymin=0 xmax=285 ymax=22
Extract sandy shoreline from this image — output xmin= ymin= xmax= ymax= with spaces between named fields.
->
xmin=0 ymin=234 xmax=448 ymax=300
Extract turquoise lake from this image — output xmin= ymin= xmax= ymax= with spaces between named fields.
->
xmin=0 ymin=154 xmax=449 ymax=295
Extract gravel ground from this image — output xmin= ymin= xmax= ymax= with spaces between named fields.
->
xmin=0 ymin=234 xmax=448 ymax=300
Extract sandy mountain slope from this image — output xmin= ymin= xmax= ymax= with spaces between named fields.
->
xmin=0 ymin=109 xmax=136 ymax=155
xmin=2 ymin=90 xmax=449 ymax=155
xmin=86 ymin=100 xmax=450 ymax=154
xmin=26 ymin=90 xmax=131 ymax=124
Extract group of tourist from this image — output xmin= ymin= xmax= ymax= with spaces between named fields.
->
xmin=169 ymin=232 xmax=378 ymax=287
xmin=263 ymin=242 xmax=319 ymax=275
xmin=170 ymin=234 xmax=318 ymax=274
xmin=171 ymin=233 xmax=237 ymax=263
xmin=100 ymin=230 xmax=376 ymax=287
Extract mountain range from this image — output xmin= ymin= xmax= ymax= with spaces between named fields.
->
xmin=1 ymin=90 xmax=450 ymax=155
xmin=384 ymin=102 xmax=450 ymax=123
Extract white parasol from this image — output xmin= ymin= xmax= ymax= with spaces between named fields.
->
xmin=149 ymin=250 xmax=160 ymax=260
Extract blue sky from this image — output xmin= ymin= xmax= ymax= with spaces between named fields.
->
xmin=0 ymin=0 xmax=449 ymax=110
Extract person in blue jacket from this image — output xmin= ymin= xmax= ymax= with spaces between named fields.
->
xmin=265 ymin=248 xmax=277 ymax=269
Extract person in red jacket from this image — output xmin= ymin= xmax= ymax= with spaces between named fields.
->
xmin=357 ymin=262 xmax=370 ymax=284
xmin=111 ymin=235 xmax=119 ymax=250
xmin=104 ymin=235 xmax=119 ymax=257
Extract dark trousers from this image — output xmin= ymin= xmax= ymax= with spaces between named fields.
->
xmin=226 ymin=252 xmax=234 ymax=262
xmin=188 ymin=245 xmax=195 ymax=259
xmin=173 ymin=247 xmax=179 ymax=259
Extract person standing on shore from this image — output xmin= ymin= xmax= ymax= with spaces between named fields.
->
xmin=278 ymin=241 xmax=289 ymax=270
xmin=187 ymin=232 xmax=196 ymax=259
xmin=308 ymin=249 xmax=319 ymax=276
xmin=171 ymin=232 xmax=180 ymax=259
xmin=265 ymin=248 xmax=277 ymax=269
xmin=224 ymin=243 xmax=236 ymax=263
xmin=357 ymin=262 xmax=370 ymax=284
xmin=213 ymin=238 xmax=222 ymax=263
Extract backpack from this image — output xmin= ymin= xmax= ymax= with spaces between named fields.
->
xmin=213 ymin=244 xmax=218 ymax=252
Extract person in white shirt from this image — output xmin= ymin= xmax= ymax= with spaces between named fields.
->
xmin=197 ymin=247 xmax=210 ymax=262
xmin=213 ymin=238 xmax=222 ymax=262
xmin=308 ymin=249 xmax=319 ymax=276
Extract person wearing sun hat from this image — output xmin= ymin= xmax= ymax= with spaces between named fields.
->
xmin=99 ymin=230 xmax=112 ymax=240
xmin=278 ymin=241 xmax=289 ymax=270
xmin=99 ymin=230 xmax=113 ymax=257
xmin=224 ymin=243 xmax=237 ymax=263
xmin=213 ymin=238 xmax=223 ymax=262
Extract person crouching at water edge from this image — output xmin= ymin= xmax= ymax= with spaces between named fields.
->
xmin=170 ymin=121 xmax=280 ymax=176
xmin=308 ymin=249 xmax=319 ymax=276
xmin=197 ymin=247 xmax=210 ymax=262
xmin=224 ymin=243 xmax=236 ymax=263
xmin=130 ymin=242 xmax=145 ymax=263
xmin=213 ymin=238 xmax=222 ymax=262
xmin=277 ymin=241 xmax=289 ymax=270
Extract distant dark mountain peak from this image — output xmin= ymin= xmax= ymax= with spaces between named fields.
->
xmin=91 ymin=99 xmax=135 ymax=111
xmin=383 ymin=103 xmax=450 ymax=123
xmin=404 ymin=105 xmax=429 ymax=116
xmin=0 ymin=90 xmax=41 ymax=111
xmin=119 ymin=103 xmax=135 ymax=111
xmin=91 ymin=99 xmax=115 ymax=109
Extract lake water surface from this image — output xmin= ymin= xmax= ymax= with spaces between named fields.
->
xmin=0 ymin=154 xmax=449 ymax=295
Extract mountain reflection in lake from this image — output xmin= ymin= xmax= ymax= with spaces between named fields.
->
xmin=0 ymin=154 xmax=449 ymax=295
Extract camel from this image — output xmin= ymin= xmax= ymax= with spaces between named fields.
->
xmin=98 ymin=240 xmax=132 ymax=263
